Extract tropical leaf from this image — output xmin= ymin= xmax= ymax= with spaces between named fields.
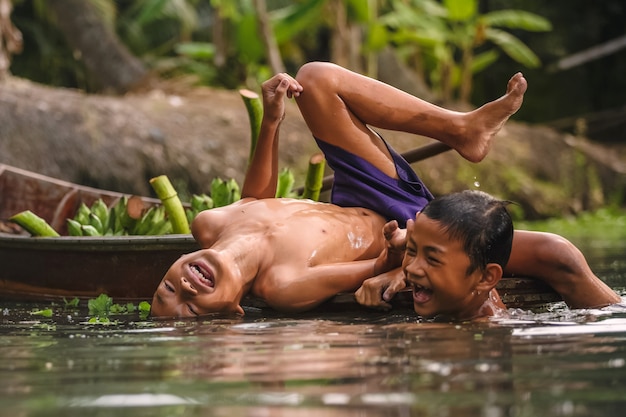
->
xmin=365 ymin=22 xmax=389 ymax=52
xmin=470 ymin=49 xmax=500 ymax=73
xmin=396 ymin=0 xmax=447 ymax=19
xmin=482 ymin=10 xmax=552 ymax=32
xmin=134 ymin=0 xmax=198 ymax=32
xmin=380 ymin=1 xmax=446 ymax=31
xmin=175 ymin=42 xmax=215 ymax=60
xmin=389 ymin=30 xmax=443 ymax=49
xmin=134 ymin=0 xmax=170 ymax=24
xmin=347 ymin=0 xmax=370 ymax=22
xmin=486 ymin=28 xmax=542 ymax=68
xmin=272 ymin=0 xmax=326 ymax=44
xmin=443 ymin=0 xmax=477 ymax=22
xmin=235 ymin=12 xmax=265 ymax=64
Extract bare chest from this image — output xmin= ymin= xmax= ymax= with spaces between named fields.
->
xmin=197 ymin=199 xmax=386 ymax=265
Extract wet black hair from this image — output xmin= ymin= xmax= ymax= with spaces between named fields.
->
xmin=420 ymin=190 xmax=514 ymax=275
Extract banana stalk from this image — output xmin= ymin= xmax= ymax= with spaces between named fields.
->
xmin=276 ymin=168 xmax=295 ymax=198
xmin=239 ymin=89 xmax=263 ymax=166
xmin=301 ymin=153 xmax=326 ymax=201
xmin=149 ymin=175 xmax=191 ymax=234
xmin=10 ymin=210 xmax=60 ymax=237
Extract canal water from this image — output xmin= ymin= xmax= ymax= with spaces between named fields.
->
xmin=1 ymin=239 xmax=625 ymax=417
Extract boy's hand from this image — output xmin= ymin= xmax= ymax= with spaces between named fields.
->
xmin=355 ymin=268 xmax=407 ymax=311
xmin=261 ymin=73 xmax=303 ymax=122
xmin=373 ymin=220 xmax=406 ymax=275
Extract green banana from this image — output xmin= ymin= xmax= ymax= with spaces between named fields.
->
xmin=118 ymin=196 xmax=138 ymax=233
xmin=74 ymin=203 xmax=91 ymax=225
xmin=88 ymin=212 xmax=104 ymax=235
xmin=211 ymin=178 xmax=241 ymax=207
xmin=132 ymin=206 xmax=155 ymax=235
xmin=191 ymin=193 xmax=213 ymax=212
xmin=108 ymin=197 xmax=127 ymax=234
xmin=148 ymin=217 xmax=173 ymax=235
xmin=91 ymin=199 xmax=109 ymax=233
xmin=67 ymin=219 xmax=83 ymax=236
xmin=80 ymin=224 xmax=100 ymax=236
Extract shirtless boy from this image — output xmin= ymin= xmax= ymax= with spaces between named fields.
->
xmin=360 ymin=190 xmax=515 ymax=321
xmin=150 ymin=62 xmax=619 ymax=318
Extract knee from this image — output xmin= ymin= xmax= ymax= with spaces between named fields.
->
xmin=295 ymin=61 xmax=338 ymax=89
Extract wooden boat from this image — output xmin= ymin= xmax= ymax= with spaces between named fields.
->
xmin=0 ymin=163 xmax=199 ymax=301
xmin=0 ymin=163 xmax=561 ymax=309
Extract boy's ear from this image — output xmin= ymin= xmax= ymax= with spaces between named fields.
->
xmin=233 ymin=303 xmax=245 ymax=316
xmin=476 ymin=263 xmax=503 ymax=293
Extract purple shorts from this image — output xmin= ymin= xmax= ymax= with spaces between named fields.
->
xmin=315 ymin=136 xmax=434 ymax=228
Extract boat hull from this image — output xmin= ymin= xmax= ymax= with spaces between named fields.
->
xmin=0 ymin=234 xmax=199 ymax=301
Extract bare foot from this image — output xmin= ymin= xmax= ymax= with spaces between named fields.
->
xmin=456 ymin=72 xmax=527 ymax=163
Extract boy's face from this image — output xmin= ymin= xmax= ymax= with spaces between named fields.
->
xmin=402 ymin=213 xmax=484 ymax=320
xmin=150 ymin=249 xmax=245 ymax=318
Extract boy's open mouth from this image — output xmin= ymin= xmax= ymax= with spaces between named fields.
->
xmin=412 ymin=283 xmax=433 ymax=304
xmin=190 ymin=263 xmax=215 ymax=288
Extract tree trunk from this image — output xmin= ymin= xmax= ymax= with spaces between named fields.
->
xmin=0 ymin=0 xmax=22 ymax=77
xmin=253 ymin=0 xmax=285 ymax=74
xmin=47 ymin=0 xmax=150 ymax=94
xmin=329 ymin=0 xmax=349 ymax=69
xmin=212 ymin=4 xmax=227 ymax=68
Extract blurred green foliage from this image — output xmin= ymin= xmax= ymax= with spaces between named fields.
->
xmin=516 ymin=207 xmax=626 ymax=241
xmin=8 ymin=0 xmax=625 ymax=122
xmin=9 ymin=0 xmax=550 ymax=99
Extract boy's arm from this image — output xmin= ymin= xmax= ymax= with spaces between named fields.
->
xmin=507 ymin=230 xmax=620 ymax=308
xmin=257 ymin=259 xmax=383 ymax=312
xmin=354 ymin=268 xmax=407 ymax=311
xmin=241 ymin=74 xmax=302 ymax=199
xmin=351 ymin=220 xmax=407 ymax=311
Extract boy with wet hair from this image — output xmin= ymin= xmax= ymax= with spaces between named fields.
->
xmin=421 ymin=190 xmax=514 ymax=277
xmin=403 ymin=190 xmax=514 ymax=321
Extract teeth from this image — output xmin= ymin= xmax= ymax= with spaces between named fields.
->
xmin=191 ymin=264 xmax=213 ymax=286
xmin=191 ymin=265 xmax=208 ymax=281
xmin=191 ymin=265 xmax=202 ymax=277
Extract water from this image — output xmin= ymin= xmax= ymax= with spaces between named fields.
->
xmin=1 ymin=240 xmax=625 ymax=417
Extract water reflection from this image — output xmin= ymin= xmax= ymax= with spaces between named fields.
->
xmin=1 ymin=240 xmax=625 ymax=417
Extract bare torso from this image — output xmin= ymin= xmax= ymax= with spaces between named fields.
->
xmin=191 ymin=197 xmax=388 ymax=308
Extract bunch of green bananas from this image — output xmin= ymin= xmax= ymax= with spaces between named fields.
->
xmin=67 ymin=197 xmax=173 ymax=237
xmin=184 ymin=178 xmax=241 ymax=224
xmin=211 ymin=177 xmax=241 ymax=207
xmin=67 ymin=176 xmax=244 ymax=237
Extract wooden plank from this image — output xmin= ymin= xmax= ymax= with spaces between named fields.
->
xmin=242 ymin=277 xmax=562 ymax=313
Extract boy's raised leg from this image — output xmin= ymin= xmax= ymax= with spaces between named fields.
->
xmin=294 ymin=61 xmax=527 ymax=177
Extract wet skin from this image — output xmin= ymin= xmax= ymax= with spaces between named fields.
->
xmin=151 ymin=198 xmax=388 ymax=318
xmin=403 ymin=214 xmax=505 ymax=321
xmin=151 ymin=249 xmax=247 ymax=317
